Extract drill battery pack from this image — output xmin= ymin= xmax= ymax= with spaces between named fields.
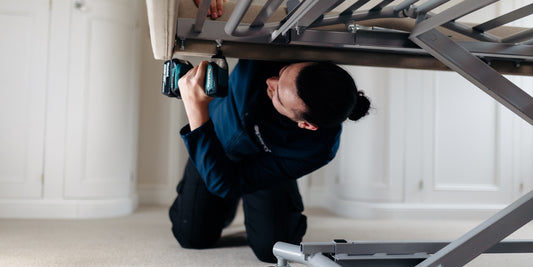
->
xmin=162 ymin=54 xmax=228 ymax=99
xmin=162 ymin=59 xmax=193 ymax=98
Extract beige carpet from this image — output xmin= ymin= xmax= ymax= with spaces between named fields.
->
xmin=1 ymin=205 xmax=532 ymax=266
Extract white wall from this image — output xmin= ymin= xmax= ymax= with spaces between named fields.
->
xmin=0 ymin=0 xmax=141 ymax=218
xmin=307 ymin=0 xmax=533 ymax=219
xmin=4 ymin=0 xmax=529 ymax=219
xmin=136 ymin=2 xmax=186 ymax=205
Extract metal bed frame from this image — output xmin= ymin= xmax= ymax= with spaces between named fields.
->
xmin=174 ymin=0 xmax=533 ymax=266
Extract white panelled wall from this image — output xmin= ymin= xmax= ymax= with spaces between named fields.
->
xmin=0 ymin=0 xmax=49 ymax=200
xmin=0 ymin=0 xmax=141 ymax=218
xmin=306 ymin=0 xmax=533 ymax=219
xmin=309 ymin=67 xmax=533 ymax=220
xmin=106 ymin=0 xmax=533 ymax=220
xmin=1 ymin=0 xmax=531 ymax=220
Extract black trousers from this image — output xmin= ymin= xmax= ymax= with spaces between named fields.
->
xmin=169 ymin=159 xmax=307 ymax=263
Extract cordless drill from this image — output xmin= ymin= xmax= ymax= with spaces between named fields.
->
xmin=162 ymin=53 xmax=228 ymax=98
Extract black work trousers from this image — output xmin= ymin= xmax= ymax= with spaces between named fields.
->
xmin=169 ymin=159 xmax=307 ymax=263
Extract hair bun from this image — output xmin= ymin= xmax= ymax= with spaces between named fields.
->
xmin=348 ymin=91 xmax=371 ymax=121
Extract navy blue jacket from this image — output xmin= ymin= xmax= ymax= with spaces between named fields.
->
xmin=180 ymin=60 xmax=342 ymax=199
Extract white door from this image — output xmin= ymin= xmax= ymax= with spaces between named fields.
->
xmin=64 ymin=0 xmax=139 ymax=198
xmin=0 ymin=0 xmax=49 ymax=198
xmin=403 ymin=70 xmax=515 ymax=205
xmin=335 ymin=67 xmax=405 ymax=203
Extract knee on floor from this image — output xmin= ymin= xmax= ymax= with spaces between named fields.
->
xmin=172 ymin=225 xmax=220 ymax=249
xmin=168 ymin=207 xmax=224 ymax=249
xmin=248 ymin=239 xmax=278 ymax=263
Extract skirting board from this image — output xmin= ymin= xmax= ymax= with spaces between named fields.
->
xmin=0 ymin=195 xmax=138 ymax=219
xmin=137 ymin=184 xmax=177 ymax=206
xmin=139 ymin=184 xmax=507 ymax=220
xmin=325 ymin=194 xmax=507 ymax=221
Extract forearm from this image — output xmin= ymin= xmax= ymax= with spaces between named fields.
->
xmin=178 ymin=61 xmax=213 ymax=130
xmin=183 ymin=102 xmax=210 ymax=131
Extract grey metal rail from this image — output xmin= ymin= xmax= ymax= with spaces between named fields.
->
xmin=415 ymin=0 xmax=452 ymax=15
xmin=250 ymin=0 xmax=285 ymax=27
xmin=216 ymin=0 xmax=533 ymax=50
xmin=473 ymin=3 xmax=533 ymax=32
xmin=410 ymin=0 xmax=498 ymax=37
xmin=193 ymin=0 xmax=212 ymax=32
xmin=223 ymin=0 xmax=274 ymax=37
xmin=273 ymin=242 xmax=341 ymax=267
xmin=502 ymin=28 xmax=533 ymax=44
xmin=339 ymin=0 xmax=372 ymax=16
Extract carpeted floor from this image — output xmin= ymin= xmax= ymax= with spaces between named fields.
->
xmin=1 ymin=205 xmax=532 ymax=266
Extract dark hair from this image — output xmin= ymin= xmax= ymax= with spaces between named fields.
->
xmin=296 ymin=62 xmax=371 ymax=128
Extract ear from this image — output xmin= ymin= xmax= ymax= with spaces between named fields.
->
xmin=297 ymin=121 xmax=318 ymax=131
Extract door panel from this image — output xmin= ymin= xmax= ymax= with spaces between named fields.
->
xmin=0 ymin=0 xmax=49 ymax=198
xmin=64 ymin=0 xmax=138 ymax=198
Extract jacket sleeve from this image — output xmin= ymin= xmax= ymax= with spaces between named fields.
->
xmin=180 ymin=120 xmax=332 ymax=199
